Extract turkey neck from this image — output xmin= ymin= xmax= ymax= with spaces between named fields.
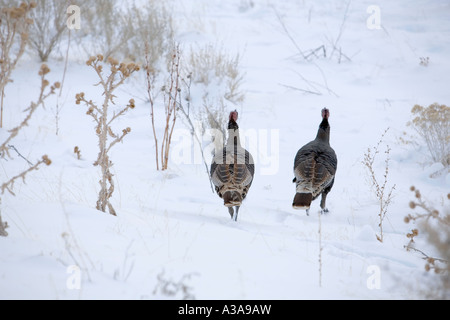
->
xmin=227 ymin=120 xmax=241 ymax=148
xmin=315 ymin=118 xmax=330 ymax=144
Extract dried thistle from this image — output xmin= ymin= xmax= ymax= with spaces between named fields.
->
xmin=404 ymin=186 xmax=449 ymax=298
xmin=76 ymin=56 xmax=139 ymax=215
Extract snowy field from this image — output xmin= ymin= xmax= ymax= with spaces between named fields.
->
xmin=0 ymin=0 xmax=449 ymax=300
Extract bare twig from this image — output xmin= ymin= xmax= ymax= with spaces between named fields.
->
xmin=329 ymin=1 xmax=351 ymax=61
xmin=318 ymin=210 xmax=323 ymax=287
xmin=273 ymin=7 xmax=306 ymax=60
xmin=279 ymin=83 xmax=321 ymax=96
xmin=7 ymin=145 xmax=33 ymax=166
xmin=144 ymin=41 xmax=159 ymax=170
xmin=172 ymin=78 xmax=215 ymax=193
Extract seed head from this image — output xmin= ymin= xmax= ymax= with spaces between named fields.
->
xmin=39 ymin=64 xmax=50 ymax=75
xmin=42 ymin=155 xmax=51 ymax=166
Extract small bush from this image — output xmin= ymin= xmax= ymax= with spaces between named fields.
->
xmin=405 ymin=187 xmax=449 ymax=299
xmin=77 ymin=0 xmax=173 ymax=73
xmin=28 ymin=0 xmax=68 ymax=62
xmin=362 ymin=128 xmax=396 ymax=243
xmin=408 ymin=103 xmax=450 ymax=168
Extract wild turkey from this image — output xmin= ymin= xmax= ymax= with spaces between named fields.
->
xmin=292 ymin=108 xmax=337 ymax=215
xmin=210 ymin=110 xmax=255 ymax=221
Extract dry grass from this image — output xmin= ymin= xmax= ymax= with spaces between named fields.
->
xmin=75 ymin=55 xmax=139 ymax=215
xmin=185 ymin=43 xmax=245 ymax=140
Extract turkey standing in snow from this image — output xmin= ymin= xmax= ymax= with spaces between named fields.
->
xmin=210 ymin=110 xmax=255 ymax=221
xmin=292 ymin=108 xmax=337 ymax=215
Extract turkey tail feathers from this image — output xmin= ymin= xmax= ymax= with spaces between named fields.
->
xmin=292 ymin=193 xmax=312 ymax=209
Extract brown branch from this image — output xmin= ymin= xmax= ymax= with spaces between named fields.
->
xmin=1 ymin=155 xmax=51 ymax=196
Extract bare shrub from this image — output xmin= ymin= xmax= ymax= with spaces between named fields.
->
xmin=404 ymin=187 xmax=449 ymax=299
xmin=0 ymin=1 xmax=36 ymax=128
xmin=75 ymin=55 xmax=139 ymax=215
xmin=362 ymin=128 xmax=396 ymax=243
xmin=77 ymin=1 xmax=133 ymax=61
xmin=28 ymin=0 xmax=68 ymax=62
xmin=0 ymin=64 xmax=57 ymax=237
xmin=407 ymin=103 xmax=449 ymax=168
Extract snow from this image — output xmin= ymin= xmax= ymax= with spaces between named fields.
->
xmin=1 ymin=0 xmax=449 ymax=300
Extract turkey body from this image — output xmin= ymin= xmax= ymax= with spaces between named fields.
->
xmin=293 ymin=108 xmax=337 ymax=214
xmin=211 ymin=112 xmax=254 ymax=221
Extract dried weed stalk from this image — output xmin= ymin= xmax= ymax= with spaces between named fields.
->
xmin=0 ymin=1 xmax=36 ymax=128
xmin=76 ymin=55 xmax=139 ymax=215
xmin=362 ymin=128 xmax=396 ymax=242
xmin=145 ymin=44 xmax=181 ymax=171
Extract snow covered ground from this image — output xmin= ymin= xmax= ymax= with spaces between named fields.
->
xmin=1 ymin=0 xmax=449 ymax=299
